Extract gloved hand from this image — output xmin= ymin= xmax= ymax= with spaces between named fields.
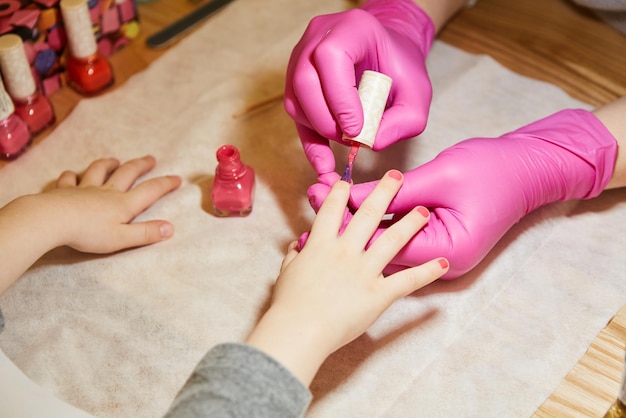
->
xmin=302 ymin=109 xmax=618 ymax=279
xmin=284 ymin=0 xmax=435 ymax=185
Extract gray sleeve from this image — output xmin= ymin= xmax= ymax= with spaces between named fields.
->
xmin=164 ymin=343 xmax=312 ymax=418
xmin=0 ymin=308 xmax=4 ymax=334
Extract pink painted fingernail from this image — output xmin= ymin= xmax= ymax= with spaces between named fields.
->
xmin=438 ymin=258 xmax=449 ymax=269
xmin=416 ymin=206 xmax=429 ymax=218
xmin=388 ymin=170 xmax=402 ymax=181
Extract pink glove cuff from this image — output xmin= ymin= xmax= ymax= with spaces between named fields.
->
xmin=360 ymin=0 xmax=436 ymax=56
xmin=512 ymin=108 xmax=617 ymax=201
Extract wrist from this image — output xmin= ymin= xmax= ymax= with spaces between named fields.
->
xmin=5 ymin=194 xmax=67 ymax=250
xmin=519 ymin=109 xmax=617 ymax=203
xmin=245 ymin=306 xmax=334 ymax=387
xmin=410 ymin=0 xmax=468 ymax=32
xmin=360 ymin=0 xmax=436 ymax=56
xmin=0 ymin=194 xmax=65 ymax=294
xmin=593 ymin=96 xmax=626 ymax=190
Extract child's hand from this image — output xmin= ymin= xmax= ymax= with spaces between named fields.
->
xmin=43 ymin=155 xmax=182 ymax=253
xmin=247 ymin=170 xmax=448 ymax=386
xmin=0 ymin=155 xmax=181 ymax=294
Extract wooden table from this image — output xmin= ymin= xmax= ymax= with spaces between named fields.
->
xmin=535 ymin=305 xmax=626 ymax=417
xmin=3 ymin=0 xmax=626 ymax=414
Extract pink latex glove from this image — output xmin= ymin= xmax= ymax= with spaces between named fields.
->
xmin=284 ymin=0 xmax=435 ymax=185
xmin=301 ymin=109 xmax=618 ymax=279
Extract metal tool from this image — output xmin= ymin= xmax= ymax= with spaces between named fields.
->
xmin=146 ymin=0 xmax=235 ymax=49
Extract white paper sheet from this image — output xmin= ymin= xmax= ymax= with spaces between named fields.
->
xmin=1 ymin=0 xmax=625 ymax=417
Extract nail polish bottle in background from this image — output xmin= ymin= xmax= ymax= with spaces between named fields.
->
xmin=0 ymin=34 xmax=55 ymax=135
xmin=0 ymin=79 xmax=31 ymax=160
xmin=212 ymin=145 xmax=255 ymax=217
xmin=60 ymin=0 xmax=114 ymax=95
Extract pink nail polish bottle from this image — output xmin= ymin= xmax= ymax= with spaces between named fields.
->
xmin=212 ymin=145 xmax=255 ymax=217
xmin=0 ymin=34 xmax=56 ymax=135
xmin=0 ymin=79 xmax=31 ymax=160
xmin=60 ymin=0 xmax=114 ymax=95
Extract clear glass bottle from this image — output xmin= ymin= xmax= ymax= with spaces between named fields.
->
xmin=605 ymin=350 xmax=626 ymax=418
xmin=211 ymin=145 xmax=255 ymax=217
xmin=60 ymin=0 xmax=114 ymax=95
xmin=0 ymin=34 xmax=56 ymax=135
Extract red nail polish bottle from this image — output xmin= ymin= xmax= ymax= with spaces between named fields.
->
xmin=0 ymin=80 xmax=31 ymax=160
xmin=60 ymin=0 xmax=114 ymax=95
xmin=0 ymin=34 xmax=56 ymax=135
xmin=212 ymin=145 xmax=255 ymax=217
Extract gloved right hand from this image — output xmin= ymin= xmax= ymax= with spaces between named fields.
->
xmin=284 ymin=0 xmax=436 ymax=185
xmin=303 ymin=109 xmax=618 ymax=279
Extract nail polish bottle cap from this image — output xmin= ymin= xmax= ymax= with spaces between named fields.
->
xmin=0 ymin=34 xmax=36 ymax=100
xmin=0 ymin=78 xmax=15 ymax=121
xmin=342 ymin=70 xmax=392 ymax=148
xmin=60 ymin=0 xmax=97 ymax=59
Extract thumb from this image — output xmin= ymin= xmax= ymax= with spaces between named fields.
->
xmin=297 ymin=124 xmax=337 ymax=177
xmin=373 ymin=105 xmax=428 ymax=151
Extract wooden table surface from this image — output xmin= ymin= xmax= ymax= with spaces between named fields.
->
xmin=3 ymin=0 xmax=626 ymax=414
xmin=535 ymin=305 xmax=626 ymax=417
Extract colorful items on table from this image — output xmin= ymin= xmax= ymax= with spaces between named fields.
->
xmin=0 ymin=0 xmax=139 ymax=96
xmin=60 ymin=0 xmax=113 ymax=95
xmin=0 ymin=34 xmax=55 ymax=135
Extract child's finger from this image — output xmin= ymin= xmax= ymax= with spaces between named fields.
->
xmin=365 ymin=205 xmax=430 ymax=270
xmin=342 ymin=170 xmax=403 ymax=245
xmin=385 ymin=257 xmax=449 ymax=300
xmin=56 ymin=170 xmax=79 ymax=188
xmin=307 ymin=179 xmax=351 ymax=243
xmin=78 ymin=158 xmax=120 ymax=187
xmin=105 ymin=156 xmax=157 ymax=191
xmin=126 ymin=175 xmax=182 ymax=215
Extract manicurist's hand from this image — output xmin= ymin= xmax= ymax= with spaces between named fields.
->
xmin=0 ymin=155 xmax=181 ymax=294
xmin=246 ymin=170 xmax=449 ymax=386
xmin=284 ymin=0 xmax=437 ymax=184
xmin=347 ymin=108 xmax=619 ymax=279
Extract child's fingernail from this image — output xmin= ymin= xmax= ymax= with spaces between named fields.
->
xmin=416 ymin=206 xmax=429 ymax=218
xmin=160 ymin=223 xmax=174 ymax=238
xmin=388 ymin=170 xmax=402 ymax=181
xmin=438 ymin=258 xmax=449 ymax=269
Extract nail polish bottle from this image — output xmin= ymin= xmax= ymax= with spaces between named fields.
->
xmin=0 ymin=79 xmax=31 ymax=160
xmin=0 ymin=34 xmax=56 ymax=135
xmin=60 ymin=0 xmax=114 ymax=95
xmin=212 ymin=145 xmax=255 ymax=217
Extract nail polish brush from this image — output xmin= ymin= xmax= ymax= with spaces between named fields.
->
xmin=340 ymin=70 xmax=393 ymax=182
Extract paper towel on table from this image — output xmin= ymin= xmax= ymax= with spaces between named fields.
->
xmin=1 ymin=0 xmax=625 ymax=417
